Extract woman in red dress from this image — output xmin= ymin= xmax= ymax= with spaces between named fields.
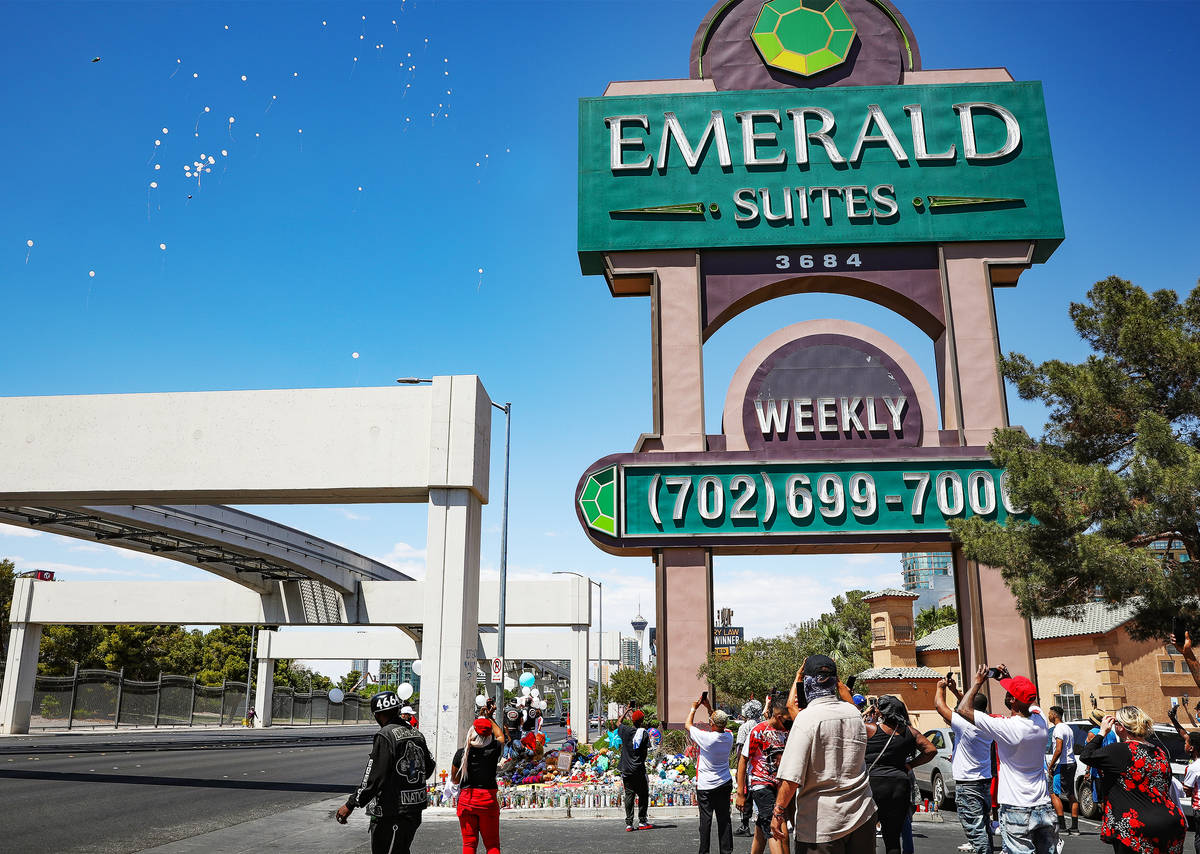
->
xmin=1078 ymin=706 xmax=1186 ymax=854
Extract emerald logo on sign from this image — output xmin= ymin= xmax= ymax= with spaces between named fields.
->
xmin=579 ymin=465 xmax=618 ymax=535
xmin=751 ymin=0 xmax=857 ymax=78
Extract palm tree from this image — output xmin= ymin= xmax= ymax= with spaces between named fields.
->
xmin=812 ymin=618 xmax=866 ymax=675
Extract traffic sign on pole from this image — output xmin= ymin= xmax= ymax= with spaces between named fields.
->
xmin=490 ymin=657 xmax=503 ymax=684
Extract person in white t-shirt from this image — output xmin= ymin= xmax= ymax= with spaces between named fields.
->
xmin=687 ymin=697 xmax=736 ymax=854
xmin=956 ymin=665 xmax=1057 ymax=854
xmin=1046 ymin=706 xmax=1079 ymax=835
xmin=934 ymin=675 xmax=995 ymax=854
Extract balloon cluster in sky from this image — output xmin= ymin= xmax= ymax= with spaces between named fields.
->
xmin=26 ymin=2 xmax=510 ymax=285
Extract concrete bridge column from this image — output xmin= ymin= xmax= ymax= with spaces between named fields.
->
xmin=253 ymin=658 xmax=274 ymax=727
xmin=569 ymin=625 xmax=589 ymax=739
xmin=0 ymin=579 xmax=42 ymax=735
xmin=419 ymin=486 xmax=483 ymax=775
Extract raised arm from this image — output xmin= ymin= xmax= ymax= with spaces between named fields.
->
xmin=909 ymin=726 xmax=938 ymax=769
xmin=788 ymin=666 xmax=804 ymax=720
xmin=956 ymin=666 xmax=989 ymax=725
xmin=933 ymin=678 xmax=954 ymax=725
xmin=1168 ymin=704 xmax=1189 ymax=741
xmin=1078 ymin=715 xmax=1126 ymax=773
xmin=1182 ymin=632 xmax=1200 ymax=687
xmin=686 ymin=701 xmax=699 ymax=730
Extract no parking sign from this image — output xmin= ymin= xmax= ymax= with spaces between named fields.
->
xmin=490 ymin=657 xmax=503 ymax=684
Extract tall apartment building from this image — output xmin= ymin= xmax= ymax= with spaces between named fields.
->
xmin=377 ymin=659 xmax=420 ymax=692
xmin=900 ymin=552 xmax=955 ymax=615
xmin=620 ymin=636 xmax=639 ymax=669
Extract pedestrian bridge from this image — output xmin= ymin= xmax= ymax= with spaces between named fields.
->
xmin=0 ymin=503 xmax=407 ymax=596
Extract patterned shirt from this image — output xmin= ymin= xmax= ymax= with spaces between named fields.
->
xmin=1080 ymin=738 xmax=1187 ymax=854
xmin=741 ymin=720 xmax=789 ymax=790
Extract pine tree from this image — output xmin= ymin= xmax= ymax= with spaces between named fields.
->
xmin=951 ymin=277 xmax=1200 ymax=639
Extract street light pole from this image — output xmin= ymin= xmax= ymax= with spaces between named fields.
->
xmin=553 ymin=571 xmax=601 ymax=740
xmin=493 ymin=401 xmax=511 ymax=710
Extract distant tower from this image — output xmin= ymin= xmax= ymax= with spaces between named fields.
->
xmin=631 ymin=604 xmax=648 ymax=672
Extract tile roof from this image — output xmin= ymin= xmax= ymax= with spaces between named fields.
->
xmin=915 ymin=624 xmax=959 ymax=652
xmin=863 ymin=588 xmax=920 ymax=601
xmin=912 ymin=601 xmax=1142 ymax=652
xmin=857 ymin=666 xmax=946 ymax=680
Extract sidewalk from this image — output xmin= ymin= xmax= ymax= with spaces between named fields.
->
xmin=0 ymin=723 xmax=375 ymax=755
xmin=136 ymin=795 xmax=944 ymax=852
xmin=137 ymin=797 xmax=705 ymax=853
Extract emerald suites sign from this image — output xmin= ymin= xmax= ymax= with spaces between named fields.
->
xmin=578 ymin=82 xmax=1063 ymax=273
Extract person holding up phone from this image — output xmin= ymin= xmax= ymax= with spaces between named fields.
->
xmin=688 ymin=691 xmax=735 ymax=854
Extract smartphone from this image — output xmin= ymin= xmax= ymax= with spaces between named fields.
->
xmin=986 ymin=667 xmax=1004 ymax=679
xmin=699 ymin=690 xmax=709 ymax=706
xmin=794 ymin=680 xmax=808 ymax=711
xmin=1173 ymin=617 xmax=1189 ymax=649
xmin=845 ymin=675 xmax=856 ymax=691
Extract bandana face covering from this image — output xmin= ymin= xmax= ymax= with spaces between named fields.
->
xmin=803 ymin=673 xmax=837 ymax=702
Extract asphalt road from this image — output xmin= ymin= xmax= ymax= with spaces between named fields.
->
xmin=0 ymin=741 xmax=368 ymax=853
xmin=346 ymin=815 xmax=1122 ymax=854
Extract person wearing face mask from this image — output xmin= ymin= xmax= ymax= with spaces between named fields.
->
xmin=956 ymin=665 xmax=1057 ymax=854
xmin=770 ymin=656 xmax=877 ymax=854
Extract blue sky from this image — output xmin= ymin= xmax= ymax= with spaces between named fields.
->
xmin=3 ymin=1 xmax=1198 ymax=678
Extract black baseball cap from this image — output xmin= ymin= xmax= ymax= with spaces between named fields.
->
xmin=804 ymin=655 xmax=838 ymax=679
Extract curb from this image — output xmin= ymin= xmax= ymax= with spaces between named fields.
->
xmin=0 ymin=727 xmax=375 ymax=756
xmin=420 ymin=806 xmax=700 ymax=822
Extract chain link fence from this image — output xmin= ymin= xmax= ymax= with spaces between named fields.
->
xmin=28 ymin=667 xmax=371 ymax=730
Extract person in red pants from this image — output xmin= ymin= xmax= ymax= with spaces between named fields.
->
xmin=452 ymin=703 xmax=506 ymax=854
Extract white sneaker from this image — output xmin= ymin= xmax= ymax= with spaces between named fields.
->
xmin=958 ymin=844 xmax=974 ymax=851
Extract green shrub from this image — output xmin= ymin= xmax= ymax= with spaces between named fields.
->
xmin=39 ymin=695 xmax=64 ymax=718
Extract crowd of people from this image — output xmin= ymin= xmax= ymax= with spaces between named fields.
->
xmin=329 ymin=648 xmax=1200 ymax=854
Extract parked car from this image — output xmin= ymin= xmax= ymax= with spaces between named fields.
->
xmin=913 ymin=726 xmax=956 ymax=808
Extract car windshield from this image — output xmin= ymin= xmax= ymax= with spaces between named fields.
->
xmin=1148 ymin=730 xmax=1189 ymax=765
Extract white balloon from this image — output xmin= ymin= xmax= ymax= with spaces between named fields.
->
xmin=411 ymin=660 xmax=423 ymax=676
xmin=475 ymin=695 xmax=487 ymax=708
xmin=149 ymin=182 xmax=157 ymax=188
xmin=328 ymin=687 xmax=345 ymax=704
xmin=530 ymin=688 xmax=540 ymax=699
xmin=88 ymin=270 xmax=95 ymax=278
xmin=521 ymin=686 xmax=531 ymax=696
xmin=397 ymin=682 xmax=414 ymax=701
xmin=351 ymin=352 xmax=360 ymax=359
xmin=26 ymin=239 xmax=34 ymax=247
xmin=159 ymin=243 xmax=166 ymax=250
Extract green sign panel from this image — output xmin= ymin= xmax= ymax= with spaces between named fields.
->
xmin=578 ymin=82 xmax=1063 ymax=274
xmin=578 ymin=459 xmax=1028 ymax=542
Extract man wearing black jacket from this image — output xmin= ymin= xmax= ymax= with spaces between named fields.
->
xmin=335 ymin=691 xmax=434 ymax=854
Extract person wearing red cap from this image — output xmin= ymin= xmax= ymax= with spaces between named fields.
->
xmin=957 ymin=666 xmax=1057 ymax=854
xmin=617 ymin=706 xmax=652 ymax=830
xmin=451 ymin=699 xmax=505 ymax=854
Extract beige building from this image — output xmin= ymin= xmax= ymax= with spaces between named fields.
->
xmin=859 ymin=590 xmax=1195 ymax=731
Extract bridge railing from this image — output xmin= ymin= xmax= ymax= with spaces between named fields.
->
xmin=28 ymin=667 xmax=371 ymax=730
